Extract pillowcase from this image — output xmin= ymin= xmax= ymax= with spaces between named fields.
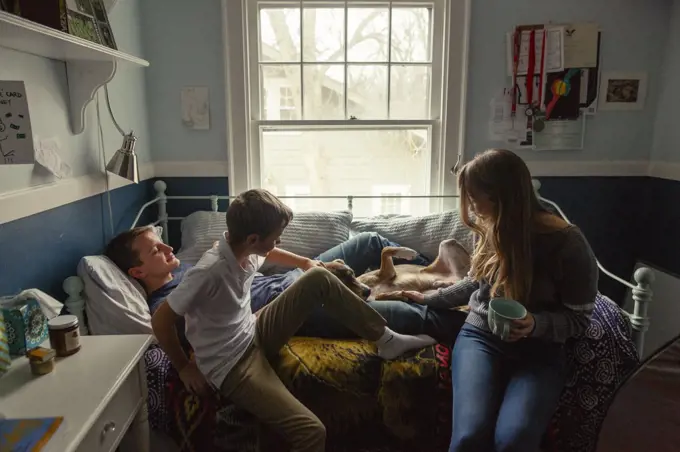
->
xmin=77 ymin=255 xmax=152 ymax=336
xmin=351 ymin=210 xmax=474 ymax=261
xmin=176 ymin=210 xmax=354 ymax=271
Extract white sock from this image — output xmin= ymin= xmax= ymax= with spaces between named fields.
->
xmin=376 ymin=327 xmax=437 ymax=360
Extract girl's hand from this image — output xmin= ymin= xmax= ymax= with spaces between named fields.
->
xmin=401 ymin=291 xmax=425 ymax=304
xmin=508 ymin=313 xmax=535 ymax=342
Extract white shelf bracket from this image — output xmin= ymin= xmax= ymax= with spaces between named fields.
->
xmin=66 ymin=59 xmax=117 ymax=134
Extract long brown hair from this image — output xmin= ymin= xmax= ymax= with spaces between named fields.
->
xmin=458 ymin=149 xmax=547 ymax=304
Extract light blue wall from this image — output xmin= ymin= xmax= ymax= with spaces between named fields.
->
xmin=139 ymin=0 xmax=671 ymax=164
xmin=651 ymin=0 xmax=680 ymax=162
xmin=140 ymin=0 xmax=226 ymax=162
xmin=0 ymin=0 xmax=150 ymax=194
xmin=466 ymin=0 xmax=672 ymax=162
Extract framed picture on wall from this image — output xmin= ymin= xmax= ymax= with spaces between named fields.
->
xmin=598 ymin=71 xmax=648 ymax=111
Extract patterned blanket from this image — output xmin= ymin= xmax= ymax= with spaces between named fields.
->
xmin=144 ymin=293 xmax=639 ymax=452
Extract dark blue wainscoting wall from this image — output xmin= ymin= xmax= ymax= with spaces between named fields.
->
xmin=159 ymin=177 xmax=230 ymax=250
xmin=637 ymin=177 xmax=680 ymax=276
xmin=0 ymin=180 xmax=155 ymax=300
xmin=537 ymin=177 xmax=649 ymax=302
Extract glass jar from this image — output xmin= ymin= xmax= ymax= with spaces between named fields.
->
xmin=48 ymin=315 xmax=81 ymax=357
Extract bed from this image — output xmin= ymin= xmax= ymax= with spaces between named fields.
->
xmin=62 ymin=178 xmax=655 ymax=452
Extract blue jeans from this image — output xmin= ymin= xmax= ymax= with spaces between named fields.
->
xmin=252 ymin=232 xmax=467 ymax=343
xmin=449 ymin=324 xmax=566 ymax=452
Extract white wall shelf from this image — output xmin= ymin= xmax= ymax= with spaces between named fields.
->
xmin=0 ymin=11 xmax=149 ymax=134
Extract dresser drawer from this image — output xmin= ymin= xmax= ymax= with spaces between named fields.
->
xmin=77 ymin=365 xmax=145 ymax=452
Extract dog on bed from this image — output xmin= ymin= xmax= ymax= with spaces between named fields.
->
xmin=325 ymin=239 xmax=471 ymax=303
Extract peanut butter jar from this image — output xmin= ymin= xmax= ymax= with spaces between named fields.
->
xmin=48 ymin=315 xmax=81 ymax=357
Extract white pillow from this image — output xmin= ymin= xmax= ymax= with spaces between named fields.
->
xmin=176 ymin=210 xmax=354 ymax=271
xmin=351 ymin=210 xmax=474 ymax=261
xmin=77 ymin=255 xmax=152 ymax=336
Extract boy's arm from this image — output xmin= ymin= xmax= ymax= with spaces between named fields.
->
xmin=153 ymin=300 xmax=210 ymax=395
xmin=265 ymin=247 xmax=323 ymax=270
xmin=151 ymin=301 xmax=189 ymax=371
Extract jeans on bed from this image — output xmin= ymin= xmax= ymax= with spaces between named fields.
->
xmin=449 ymin=324 xmax=566 ymax=452
xmin=296 ymin=232 xmax=467 ymax=343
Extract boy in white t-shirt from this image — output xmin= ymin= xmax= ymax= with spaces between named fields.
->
xmin=151 ymin=189 xmax=436 ymax=452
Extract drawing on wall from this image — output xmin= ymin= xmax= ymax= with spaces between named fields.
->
xmin=181 ymin=87 xmax=211 ymax=130
xmin=599 ymin=72 xmax=648 ymax=111
xmin=543 ymin=69 xmax=582 ymax=120
xmin=0 ymin=81 xmax=35 ymax=165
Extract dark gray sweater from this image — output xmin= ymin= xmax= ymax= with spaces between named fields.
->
xmin=424 ymin=225 xmax=598 ymax=343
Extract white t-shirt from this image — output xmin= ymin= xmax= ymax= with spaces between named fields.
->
xmin=167 ymin=233 xmax=265 ymax=388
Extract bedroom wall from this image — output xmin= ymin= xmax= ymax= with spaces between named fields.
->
xmin=0 ymin=0 xmax=154 ymax=299
xmin=640 ymin=0 xmax=680 ymax=277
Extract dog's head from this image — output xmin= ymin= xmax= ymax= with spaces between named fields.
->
xmin=325 ymin=259 xmax=372 ymax=300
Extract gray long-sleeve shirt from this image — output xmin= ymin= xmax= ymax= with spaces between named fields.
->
xmin=424 ymin=225 xmax=598 ymax=343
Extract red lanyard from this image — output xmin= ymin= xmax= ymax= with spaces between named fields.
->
xmin=538 ymin=30 xmax=546 ymax=107
xmin=525 ymin=29 xmax=536 ymax=107
xmin=511 ymin=28 xmax=521 ymax=116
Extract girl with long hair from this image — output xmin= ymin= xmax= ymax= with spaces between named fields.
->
xmin=402 ymin=149 xmax=598 ymax=451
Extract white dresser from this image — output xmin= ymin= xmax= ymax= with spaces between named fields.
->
xmin=0 ymin=334 xmax=153 ymax=452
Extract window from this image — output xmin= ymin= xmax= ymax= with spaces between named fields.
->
xmin=284 ymin=184 xmax=311 ymax=211
xmin=279 ymin=86 xmax=296 ymax=120
xmin=372 ymin=184 xmax=411 ymax=215
xmin=224 ymin=0 xmax=468 ymax=214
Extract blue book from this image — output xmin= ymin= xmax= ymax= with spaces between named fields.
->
xmin=0 ymin=417 xmax=63 ymax=452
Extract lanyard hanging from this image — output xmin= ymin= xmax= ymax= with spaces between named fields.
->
xmin=511 ymin=28 xmax=521 ymax=117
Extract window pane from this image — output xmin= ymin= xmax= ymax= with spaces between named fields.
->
xmin=347 ymin=8 xmax=389 ymax=63
xmin=260 ymin=8 xmax=301 ymax=62
xmin=261 ymin=65 xmax=301 ymax=120
xmin=303 ymin=64 xmax=345 ymax=120
xmin=391 ymin=7 xmax=431 ymax=63
xmin=347 ymin=65 xmax=387 ymax=119
xmin=302 ymin=8 xmax=345 ymax=62
xmin=390 ymin=65 xmax=431 ymax=119
xmin=261 ymin=128 xmax=431 ymax=216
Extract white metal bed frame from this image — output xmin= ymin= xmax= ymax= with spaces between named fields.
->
xmin=64 ymin=178 xmax=654 ymax=357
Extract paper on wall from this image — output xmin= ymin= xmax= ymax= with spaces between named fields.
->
xmin=181 ymin=86 xmax=210 ymax=130
xmin=0 ymin=81 xmax=35 ymax=165
xmin=563 ymin=23 xmax=599 ymax=68
xmin=532 ymin=117 xmax=585 ymax=150
xmin=506 ymin=27 xmax=564 ymax=77
xmin=34 ymin=137 xmax=72 ymax=179
xmin=488 ymin=91 xmax=527 ymax=144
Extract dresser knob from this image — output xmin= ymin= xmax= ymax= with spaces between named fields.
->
xmin=100 ymin=421 xmax=116 ymax=444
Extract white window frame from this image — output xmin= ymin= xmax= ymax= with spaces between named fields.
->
xmin=222 ymin=0 xmax=470 ymax=212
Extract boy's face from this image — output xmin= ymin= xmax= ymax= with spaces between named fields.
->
xmin=128 ymin=231 xmax=180 ymax=279
xmin=246 ymin=223 xmax=286 ymax=257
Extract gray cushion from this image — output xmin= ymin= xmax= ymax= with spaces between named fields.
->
xmin=177 ymin=210 xmax=354 ymax=272
xmin=351 ymin=210 xmax=474 ymax=261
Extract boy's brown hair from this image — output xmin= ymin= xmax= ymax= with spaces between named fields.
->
xmin=105 ymin=226 xmax=154 ymax=273
xmin=227 ymin=189 xmax=293 ymax=244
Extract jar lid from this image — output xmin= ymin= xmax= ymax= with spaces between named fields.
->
xmin=48 ymin=315 xmax=78 ymax=330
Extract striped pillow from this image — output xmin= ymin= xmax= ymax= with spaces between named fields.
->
xmin=176 ymin=211 xmax=353 ymax=271
xmin=351 ymin=210 xmax=474 ymax=261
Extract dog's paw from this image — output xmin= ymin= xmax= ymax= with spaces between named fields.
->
xmin=393 ymin=247 xmax=418 ymax=260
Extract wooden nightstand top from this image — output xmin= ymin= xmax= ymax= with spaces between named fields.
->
xmin=0 ymin=334 xmax=153 ymax=452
